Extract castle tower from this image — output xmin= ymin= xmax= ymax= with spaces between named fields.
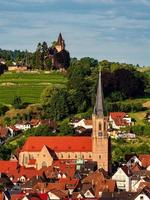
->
xmin=55 ymin=33 xmax=65 ymax=52
xmin=92 ymin=72 xmax=111 ymax=172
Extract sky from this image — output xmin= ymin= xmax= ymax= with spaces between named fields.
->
xmin=0 ymin=0 xmax=150 ymax=66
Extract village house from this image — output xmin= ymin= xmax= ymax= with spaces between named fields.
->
xmin=14 ymin=121 xmax=31 ymax=131
xmin=112 ymin=165 xmax=132 ymax=191
xmin=109 ymin=112 xmax=132 ymax=130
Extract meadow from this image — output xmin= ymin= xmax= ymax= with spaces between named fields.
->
xmin=0 ymin=72 xmax=67 ymax=105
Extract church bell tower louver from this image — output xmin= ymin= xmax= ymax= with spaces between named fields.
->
xmin=92 ymin=72 xmax=111 ymax=172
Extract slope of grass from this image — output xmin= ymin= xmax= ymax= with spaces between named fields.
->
xmin=0 ymin=72 xmax=67 ymax=104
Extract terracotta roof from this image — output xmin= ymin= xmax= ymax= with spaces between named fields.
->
xmin=25 ymin=193 xmax=49 ymax=200
xmin=30 ymin=119 xmax=40 ymax=126
xmin=110 ymin=112 xmax=126 ymax=119
xmin=0 ymin=126 xmax=9 ymax=137
xmin=58 ymin=178 xmax=79 ymax=189
xmin=0 ymin=161 xmax=18 ymax=173
xmin=21 ymin=136 xmax=92 ymax=152
xmin=11 ymin=193 xmax=25 ymax=200
xmin=110 ymin=112 xmax=130 ymax=126
xmin=138 ymin=182 xmax=150 ymax=191
xmin=53 ymin=160 xmax=76 ymax=178
xmin=130 ymin=163 xmax=142 ymax=173
xmin=84 ymin=119 xmax=92 ymax=126
xmin=139 ymin=154 xmax=150 ymax=168
xmin=33 ymin=182 xmax=65 ymax=193
xmin=48 ymin=189 xmax=68 ymax=199
xmin=82 ymin=170 xmax=116 ymax=198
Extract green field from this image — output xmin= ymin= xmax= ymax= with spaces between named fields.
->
xmin=0 ymin=72 xmax=67 ymax=104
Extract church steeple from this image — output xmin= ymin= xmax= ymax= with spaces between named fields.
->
xmin=94 ymin=72 xmax=104 ymax=118
xmin=57 ymin=33 xmax=63 ymax=45
xmin=55 ymin=33 xmax=65 ymax=52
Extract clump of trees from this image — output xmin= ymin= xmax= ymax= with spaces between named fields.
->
xmin=41 ymin=58 xmax=149 ymax=120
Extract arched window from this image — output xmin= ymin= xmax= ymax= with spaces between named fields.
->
xmin=61 ymin=154 xmax=63 ymax=158
xmin=42 ymin=161 xmax=47 ymax=167
xmin=89 ymin=154 xmax=91 ymax=158
xmin=75 ymin=154 xmax=77 ymax=158
xmin=68 ymin=154 xmax=70 ymax=158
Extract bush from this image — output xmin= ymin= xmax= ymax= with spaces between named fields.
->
xmin=0 ymin=104 xmax=9 ymax=116
xmin=12 ymin=96 xmax=23 ymax=109
xmin=105 ymin=101 xmax=143 ymax=113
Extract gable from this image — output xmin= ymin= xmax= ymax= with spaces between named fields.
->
xmin=84 ymin=189 xmax=95 ymax=198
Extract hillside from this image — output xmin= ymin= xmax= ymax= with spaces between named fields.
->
xmin=0 ymin=71 xmax=67 ymax=105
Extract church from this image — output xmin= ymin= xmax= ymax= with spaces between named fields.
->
xmin=48 ymin=33 xmax=70 ymax=70
xmin=19 ymin=73 xmax=111 ymax=172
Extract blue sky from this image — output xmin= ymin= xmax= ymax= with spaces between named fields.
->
xmin=0 ymin=0 xmax=150 ymax=66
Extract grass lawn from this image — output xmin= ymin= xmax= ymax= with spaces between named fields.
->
xmin=0 ymin=71 xmax=67 ymax=105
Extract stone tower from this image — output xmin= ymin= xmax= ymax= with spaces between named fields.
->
xmin=55 ymin=33 xmax=65 ymax=52
xmin=92 ymin=72 xmax=111 ymax=172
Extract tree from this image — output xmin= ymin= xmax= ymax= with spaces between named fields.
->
xmin=35 ymin=42 xmax=42 ymax=69
xmin=0 ymin=104 xmax=9 ymax=116
xmin=12 ymin=96 xmax=22 ymax=109
xmin=41 ymin=86 xmax=70 ymax=120
xmin=59 ymin=119 xmax=75 ymax=136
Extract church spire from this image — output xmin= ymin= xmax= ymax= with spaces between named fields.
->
xmin=94 ymin=71 xmax=104 ymax=117
xmin=57 ymin=33 xmax=63 ymax=45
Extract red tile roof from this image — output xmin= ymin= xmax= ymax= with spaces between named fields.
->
xmin=84 ymin=119 xmax=92 ymax=126
xmin=58 ymin=178 xmax=79 ymax=189
xmin=139 ymin=154 xmax=150 ymax=168
xmin=0 ymin=161 xmax=18 ymax=173
xmin=110 ymin=112 xmax=130 ymax=126
xmin=110 ymin=112 xmax=126 ymax=119
xmin=30 ymin=119 xmax=40 ymax=126
xmin=21 ymin=136 xmax=92 ymax=152
xmin=138 ymin=182 xmax=150 ymax=191
xmin=11 ymin=193 xmax=25 ymax=200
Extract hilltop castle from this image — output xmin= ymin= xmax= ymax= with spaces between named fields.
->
xmin=19 ymin=73 xmax=111 ymax=172
xmin=49 ymin=33 xmax=70 ymax=70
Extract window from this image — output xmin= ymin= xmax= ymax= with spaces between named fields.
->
xmin=75 ymin=154 xmax=77 ymax=158
xmin=43 ymin=154 xmax=46 ymax=157
xmin=42 ymin=161 xmax=47 ymax=167
xmin=61 ymin=154 xmax=63 ymax=158
xmin=89 ymin=154 xmax=91 ymax=158
xmin=99 ymin=123 xmax=101 ymax=130
xmin=99 ymin=155 xmax=101 ymax=159
xmin=82 ymin=155 xmax=84 ymax=159
xmin=140 ymin=196 xmax=144 ymax=200
xmin=68 ymin=154 xmax=70 ymax=158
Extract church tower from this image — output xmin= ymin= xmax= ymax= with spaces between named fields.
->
xmin=92 ymin=72 xmax=111 ymax=172
xmin=55 ymin=33 xmax=65 ymax=52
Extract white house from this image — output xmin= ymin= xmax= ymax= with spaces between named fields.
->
xmin=112 ymin=165 xmax=132 ymax=191
xmin=126 ymin=155 xmax=142 ymax=167
xmin=109 ymin=112 xmax=132 ymax=130
xmin=70 ymin=119 xmax=92 ymax=129
xmin=14 ymin=121 xmax=31 ymax=131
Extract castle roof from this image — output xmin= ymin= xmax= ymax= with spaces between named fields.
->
xmin=21 ymin=136 xmax=92 ymax=152
xmin=56 ymin=33 xmax=64 ymax=45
